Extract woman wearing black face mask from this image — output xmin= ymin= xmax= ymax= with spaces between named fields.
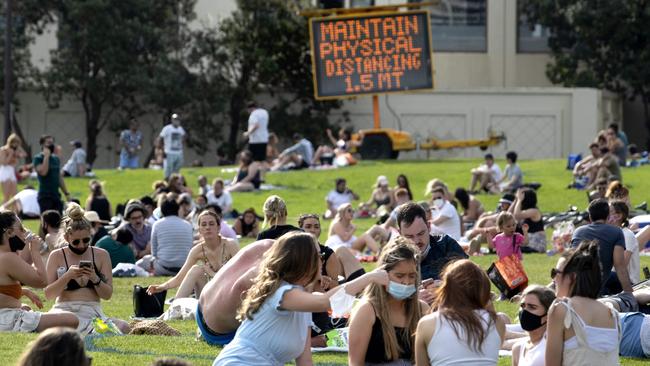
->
xmin=0 ymin=210 xmax=78 ymax=333
xmin=44 ymin=203 xmax=130 ymax=334
xmin=511 ymin=285 xmax=556 ymax=366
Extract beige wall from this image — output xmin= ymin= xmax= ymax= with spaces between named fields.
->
xmin=14 ymin=0 xmax=586 ymax=168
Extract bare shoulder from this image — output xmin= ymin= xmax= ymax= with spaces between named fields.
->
xmin=351 ymin=300 xmax=376 ymax=323
xmin=419 ymin=299 xmax=430 ymax=314
xmin=92 ymin=246 xmax=110 ymax=260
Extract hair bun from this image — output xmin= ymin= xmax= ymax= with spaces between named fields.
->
xmin=65 ymin=203 xmax=85 ymax=221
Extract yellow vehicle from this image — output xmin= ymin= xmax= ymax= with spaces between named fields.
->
xmin=352 ymin=128 xmax=505 ymax=160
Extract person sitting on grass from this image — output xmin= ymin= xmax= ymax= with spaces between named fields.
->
xmin=469 ymin=153 xmax=502 ymax=194
xmin=206 ymin=178 xmax=233 ymax=218
xmin=324 ymin=178 xmax=359 ymax=220
xmin=119 ymin=200 xmax=152 ymax=260
xmin=454 ymin=187 xmax=484 ymax=224
xmin=348 ymin=237 xmax=429 ymax=366
xmin=394 ymin=174 xmax=413 ymax=201
xmin=510 ymin=285 xmax=556 ymax=366
xmin=381 ymin=188 xmax=413 ymax=230
xmin=17 ymin=327 xmax=91 ymax=366
xmin=0 ymin=211 xmax=78 ymax=333
xmin=298 ymin=213 xmax=366 ymax=346
xmin=39 ymin=210 xmax=62 ymax=260
xmin=415 ymin=259 xmax=505 ymax=365
xmin=147 ymin=210 xmax=238 ymax=299
xmin=44 ymin=203 xmax=129 ymax=334
xmin=545 ymin=240 xmax=620 ymax=366
xmin=84 ymin=180 xmax=111 ymax=222
xmin=325 ymin=203 xmax=382 ymax=255
xmin=197 ymin=238 xmax=275 ymax=345
xmin=94 ymin=227 xmax=135 ymax=269
xmin=490 ymin=151 xmax=523 ymax=194
xmin=608 ymin=200 xmax=640 ymax=285
xmin=256 ymin=195 xmax=301 ymax=240
xmin=360 ymin=175 xmax=395 ymax=218
xmin=226 ymin=150 xmax=262 ymax=193
xmin=270 ymin=133 xmax=314 ymax=171
xmin=430 ymin=187 xmax=461 ymax=241
xmin=150 ymin=193 xmax=193 ymax=276
xmin=233 ymin=208 xmax=260 ymax=239
xmin=509 ymin=188 xmax=546 ymax=253
xmin=213 ymin=231 xmax=388 ymax=366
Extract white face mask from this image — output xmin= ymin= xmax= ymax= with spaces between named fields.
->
xmin=329 ymin=287 xmax=356 ymax=318
xmin=433 ymin=198 xmax=444 ymax=208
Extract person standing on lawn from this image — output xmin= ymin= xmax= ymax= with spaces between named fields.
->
xmin=33 ymin=135 xmax=71 ymax=214
xmin=119 ymin=118 xmax=143 ymax=170
xmin=158 ymin=113 xmax=186 ymax=179
xmin=244 ymin=101 xmax=270 ymax=164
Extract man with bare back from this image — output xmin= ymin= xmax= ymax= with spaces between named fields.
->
xmin=196 ymin=239 xmax=274 ymax=345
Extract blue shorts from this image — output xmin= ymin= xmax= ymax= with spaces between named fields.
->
xmin=196 ymin=303 xmax=236 ymax=346
xmin=119 ymin=151 xmax=139 ymax=169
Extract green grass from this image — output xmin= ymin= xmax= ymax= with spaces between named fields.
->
xmin=6 ymin=158 xmax=650 ymax=365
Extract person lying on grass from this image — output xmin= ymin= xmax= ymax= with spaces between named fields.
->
xmin=147 ymin=210 xmax=238 ymax=299
xmin=213 ymin=231 xmax=388 ymax=366
xmin=0 ymin=211 xmax=78 ymax=333
xmin=44 ymin=203 xmax=130 ymax=334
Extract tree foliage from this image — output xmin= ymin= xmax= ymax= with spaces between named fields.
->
xmin=203 ymin=0 xmax=343 ymax=158
xmin=523 ymin=0 xmax=650 ymax=147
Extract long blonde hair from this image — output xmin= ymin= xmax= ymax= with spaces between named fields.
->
xmin=363 ymin=236 xmax=422 ymax=361
xmin=328 ymin=202 xmax=352 ymax=237
xmin=62 ymin=203 xmax=92 ymax=234
xmin=262 ymin=195 xmax=287 ymax=229
xmin=237 ymin=232 xmax=319 ymax=321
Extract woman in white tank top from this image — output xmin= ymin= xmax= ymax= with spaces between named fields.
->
xmin=511 ymin=285 xmax=556 ymax=366
xmin=545 ymin=241 xmax=621 ymax=366
xmin=415 ymin=259 xmax=505 ymax=366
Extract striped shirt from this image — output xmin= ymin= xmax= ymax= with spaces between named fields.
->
xmin=151 ymin=215 xmax=193 ymax=268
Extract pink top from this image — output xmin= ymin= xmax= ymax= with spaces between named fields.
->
xmin=492 ymin=232 xmax=524 ymax=260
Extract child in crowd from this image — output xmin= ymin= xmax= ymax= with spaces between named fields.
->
xmin=490 ymin=212 xmax=528 ymax=261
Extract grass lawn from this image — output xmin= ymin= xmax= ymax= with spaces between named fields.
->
xmin=5 ymin=158 xmax=650 ymax=365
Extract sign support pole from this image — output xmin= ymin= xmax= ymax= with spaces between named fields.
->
xmin=372 ymin=95 xmax=381 ymax=129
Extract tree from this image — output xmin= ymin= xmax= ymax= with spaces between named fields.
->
xmin=205 ymin=0 xmax=343 ymax=159
xmin=522 ymin=0 xmax=650 ymax=147
xmin=38 ymin=0 xmax=197 ymax=164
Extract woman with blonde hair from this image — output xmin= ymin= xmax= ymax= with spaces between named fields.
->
xmin=0 ymin=133 xmax=26 ymax=203
xmin=44 ymin=203 xmax=129 ymax=334
xmin=348 ymin=236 xmax=429 ymax=365
xmin=214 ymin=231 xmax=388 ymax=365
xmin=415 ymin=259 xmax=505 ymax=365
xmin=17 ymin=327 xmax=91 ymax=366
xmin=84 ymin=180 xmax=111 ymax=222
xmin=147 ymin=210 xmax=239 ymax=298
xmin=256 ymin=195 xmax=301 ymax=240
xmin=326 ymin=202 xmax=385 ymax=255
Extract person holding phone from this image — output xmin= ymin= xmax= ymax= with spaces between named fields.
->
xmin=33 ymin=135 xmax=70 ymax=214
xmin=44 ymin=203 xmax=130 ymax=334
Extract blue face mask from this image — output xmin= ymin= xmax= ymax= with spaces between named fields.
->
xmin=387 ymin=281 xmax=416 ymax=300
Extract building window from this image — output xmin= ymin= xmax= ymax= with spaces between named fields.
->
xmin=350 ymin=0 xmax=374 ymax=7
xmin=419 ymin=0 xmax=487 ymax=52
xmin=517 ymin=1 xmax=550 ymax=52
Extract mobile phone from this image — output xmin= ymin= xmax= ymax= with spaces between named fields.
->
xmin=79 ymin=260 xmax=92 ymax=269
xmin=421 ymin=278 xmax=434 ymax=288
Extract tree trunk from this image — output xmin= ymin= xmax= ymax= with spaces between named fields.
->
xmin=641 ymin=94 xmax=650 ymax=151
xmin=82 ymin=93 xmax=102 ymax=166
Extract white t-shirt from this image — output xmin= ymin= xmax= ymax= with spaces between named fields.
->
xmin=206 ymin=190 xmax=233 ymax=214
xmin=326 ymin=190 xmax=355 ymax=210
xmin=248 ymin=108 xmax=269 ymax=144
xmin=159 ymin=124 xmax=186 ymax=154
xmin=14 ymin=188 xmax=40 ymax=216
xmin=430 ymin=201 xmax=461 ymax=241
xmin=62 ymin=148 xmax=86 ymax=176
xmin=622 ymin=227 xmax=640 ymax=284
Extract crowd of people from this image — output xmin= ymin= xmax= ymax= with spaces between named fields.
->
xmin=0 ymin=121 xmax=649 ymax=366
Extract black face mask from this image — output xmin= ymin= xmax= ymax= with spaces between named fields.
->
xmin=68 ymin=243 xmax=88 ymax=255
xmin=9 ymin=235 xmax=26 ymax=252
xmin=519 ymin=309 xmax=546 ymax=331
xmin=45 ymin=144 xmax=55 ymax=153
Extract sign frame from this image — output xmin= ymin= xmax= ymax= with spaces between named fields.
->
xmin=309 ymin=10 xmax=435 ymax=101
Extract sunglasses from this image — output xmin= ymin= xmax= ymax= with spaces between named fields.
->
xmin=72 ymin=237 xmax=92 ymax=246
xmin=550 ymin=268 xmax=563 ymax=279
